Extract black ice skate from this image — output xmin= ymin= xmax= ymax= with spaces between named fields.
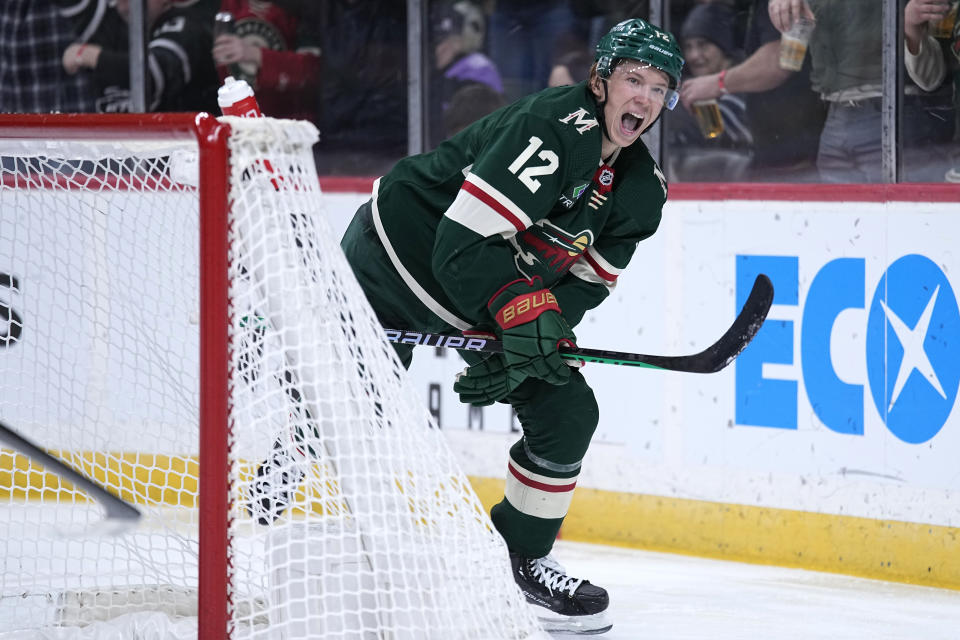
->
xmin=510 ymin=553 xmax=612 ymax=635
xmin=246 ymin=437 xmax=305 ymax=525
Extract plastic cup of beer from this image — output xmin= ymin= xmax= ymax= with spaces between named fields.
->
xmin=930 ymin=2 xmax=957 ymax=39
xmin=692 ymin=100 xmax=724 ymax=139
xmin=779 ymin=17 xmax=815 ymax=71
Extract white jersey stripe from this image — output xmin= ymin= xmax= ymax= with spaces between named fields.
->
xmin=444 ymin=187 xmax=517 ymax=238
xmin=569 ymin=260 xmax=612 ymax=287
xmin=449 ymin=173 xmax=533 ymax=235
xmin=370 ymin=179 xmax=472 ymax=330
xmin=569 ymin=246 xmax=620 ymax=290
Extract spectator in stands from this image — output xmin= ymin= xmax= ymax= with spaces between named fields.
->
xmin=903 ymin=0 xmax=960 ymax=182
xmin=564 ymin=1 xmax=656 ymax=63
xmin=486 ymin=0 xmax=582 ymax=101
xmin=429 ymin=1 xmax=504 ymax=145
xmin=59 ymin=0 xmax=219 ymax=113
xmin=304 ymin=0 xmax=407 ymax=176
xmin=548 ymin=48 xmax=594 ymax=87
xmin=766 ymin=0 xmax=954 ymax=182
xmin=442 ymin=83 xmax=506 ymax=137
xmin=679 ymin=0 xmax=825 ymax=181
xmin=668 ymin=2 xmax=755 ymax=181
xmin=0 ymin=0 xmax=93 ymax=113
xmin=211 ymin=0 xmax=321 ymax=122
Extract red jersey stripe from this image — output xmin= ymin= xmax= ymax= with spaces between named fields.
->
xmin=582 ymin=251 xmax=618 ymax=283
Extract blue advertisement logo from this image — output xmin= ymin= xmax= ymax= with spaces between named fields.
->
xmin=865 ymin=255 xmax=960 ymax=443
xmin=736 ymin=254 xmax=960 ymax=444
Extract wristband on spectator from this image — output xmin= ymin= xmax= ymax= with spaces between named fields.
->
xmin=717 ymin=69 xmax=729 ymax=95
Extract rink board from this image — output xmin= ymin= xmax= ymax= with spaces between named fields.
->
xmin=2 ymin=180 xmax=959 ymax=588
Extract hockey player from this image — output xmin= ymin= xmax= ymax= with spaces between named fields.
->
xmin=337 ymin=18 xmax=684 ymax=634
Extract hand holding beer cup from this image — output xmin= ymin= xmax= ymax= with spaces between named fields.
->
xmin=929 ymin=0 xmax=956 ymax=39
xmin=769 ymin=0 xmax=815 ymax=33
xmin=905 ymin=0 xmax=954 ymax=47
xmin=779 ymin=16 xmax=815 ymax=71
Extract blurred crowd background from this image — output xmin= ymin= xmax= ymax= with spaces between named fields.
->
xmin=2 ymin=0 xmax=958 ymax=183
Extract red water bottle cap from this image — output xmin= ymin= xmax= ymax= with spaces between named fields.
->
xmin=218 ymin=76 xmax=262 ymax=118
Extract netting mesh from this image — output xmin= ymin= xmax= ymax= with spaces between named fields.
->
xmin=0 ymin=116 xmax=543 ymax=640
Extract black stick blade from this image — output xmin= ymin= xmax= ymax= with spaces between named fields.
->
xmin=633 ymin=273 xmax=773 ymax=373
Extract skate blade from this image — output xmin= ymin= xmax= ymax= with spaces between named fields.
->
xmin=537 ymin=610 xmax=612 ymax=635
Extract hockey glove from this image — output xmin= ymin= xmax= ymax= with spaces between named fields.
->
xmin=488 ymin=277 xmax=576 ymax=386
xmin=453 ymin=354 xmax=525 ymax=406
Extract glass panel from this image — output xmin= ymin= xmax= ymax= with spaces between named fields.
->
xmin=301 ymin=1 xmax=409 ymax=175
xmin=665 ymin=0 xmax=825 ymax=182
xmin=18 ymin=0 xmax=952 ymax=181
xmin=902 ymin=0 xmax=958 ymax=183
xmin=210 ymin=1 xmax=410 ymax=175
xmin=665 ymin=0 xmax=958 ymax=184
xmin=425 ymin=0 xmax=507 ymax=149
xmin=33 ymin=0 xmax=408 ymax=176
xmin=426 ymin=1 xmax=651 ymax=149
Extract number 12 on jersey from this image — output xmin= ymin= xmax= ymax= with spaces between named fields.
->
xmin=507 ymin=136 xmax=559 ymax=193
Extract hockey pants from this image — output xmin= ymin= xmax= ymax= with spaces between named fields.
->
xmin=341 ymin=200 xmax=598 ymax=558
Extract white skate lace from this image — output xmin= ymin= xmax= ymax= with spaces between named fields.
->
xmin=530 ymin=555 xmax=583 ymax=597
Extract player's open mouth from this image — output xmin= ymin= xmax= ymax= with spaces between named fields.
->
xmin=621 ymin=112 xmax=643 ymax=136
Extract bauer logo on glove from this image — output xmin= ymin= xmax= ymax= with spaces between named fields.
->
xmin=496 ymin=290 xmax=560 ymax=328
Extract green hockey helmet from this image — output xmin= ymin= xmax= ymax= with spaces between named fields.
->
xmin=595 ymin=18 xmax=685 ymax=109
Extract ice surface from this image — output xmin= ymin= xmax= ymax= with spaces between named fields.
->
xmin=550 ymin=539 xmax=960 ymax=640
xmin=4 ymin=519 xmax=959 ymax=639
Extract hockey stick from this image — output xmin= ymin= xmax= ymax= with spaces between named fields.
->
xmin=385 ymin=273 xmax=774 ymax=374
xmin=0 ymin=419 xmax=141 ymax=523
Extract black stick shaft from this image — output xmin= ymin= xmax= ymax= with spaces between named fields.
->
xmin=0 ymin=420 xmax=141 ymax=522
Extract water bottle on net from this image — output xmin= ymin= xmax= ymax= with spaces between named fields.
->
xmin=218 ymin=75 xmax=263 ymax=118
xmin=217 ymin=76 xmax=282 ymax=188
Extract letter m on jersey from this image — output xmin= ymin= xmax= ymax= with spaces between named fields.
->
xmin=558 ymin=108 xmax=599 ymax=134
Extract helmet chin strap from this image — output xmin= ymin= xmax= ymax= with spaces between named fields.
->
xmin=593 ymin=78 xmax=617 ymax=159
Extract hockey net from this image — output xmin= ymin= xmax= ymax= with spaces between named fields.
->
xmin=0 ymin=114 xmax=544 ymax=640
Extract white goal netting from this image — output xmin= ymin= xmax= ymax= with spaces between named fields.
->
xmin=0 ymin=115 xmax=544 ymax=640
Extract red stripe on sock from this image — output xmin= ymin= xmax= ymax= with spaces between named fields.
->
xmin=508 ymin=462 xmax=577 ymax=493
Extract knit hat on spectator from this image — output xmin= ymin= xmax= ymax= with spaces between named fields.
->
xmin=432 ymin=1 xmax=486 ymax=54
xmin=680 ymin=4 xmax=740 ymax=59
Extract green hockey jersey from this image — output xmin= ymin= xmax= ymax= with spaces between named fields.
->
xmin=370 ymin=81 xmax=668 ymax=332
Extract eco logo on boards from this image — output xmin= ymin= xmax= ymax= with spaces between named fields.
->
xmin=736 ymin=254 xmax=960 ymax=444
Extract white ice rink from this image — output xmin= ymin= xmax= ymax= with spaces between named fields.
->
xmin=4 ymin=527 xmax=959 ymax=638
xmin=553 ymin=540 xmax=960 ymax=639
